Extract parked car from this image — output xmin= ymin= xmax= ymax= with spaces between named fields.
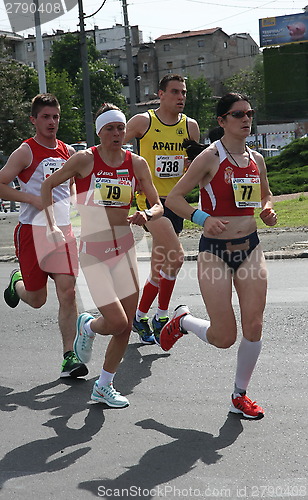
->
xmin=70 ymin=141 xmax=87 ymax=152
xmin=122 ymin=144 xmax=134 ymax=152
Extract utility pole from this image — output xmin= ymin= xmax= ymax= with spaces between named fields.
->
xmin=121 ymin=0 xmax=137 ymax=116
xmin=77 ymin=0 xmax=95 ymax=147
xmin=34 ymin=0 xmax=47 ymax=93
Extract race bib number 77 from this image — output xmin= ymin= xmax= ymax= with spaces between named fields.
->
xmin=232 ymin=177 xmax=261 ymax=208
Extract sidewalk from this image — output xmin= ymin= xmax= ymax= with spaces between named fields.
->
xmin=1 ymin=212 xmax=307 ymax=262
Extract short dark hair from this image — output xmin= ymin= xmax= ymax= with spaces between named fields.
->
xmin=95 ymin=103 xmax=121 ymax=120
xmin=31 ymin=93 xmax=60 ymax=117
xmin=216 ymin=92 xmax=251 ymax=118
xmin=159 ymin=74 xmax=186 ymax=92
xmin=208 ymin=126 xmax=224 ymax=142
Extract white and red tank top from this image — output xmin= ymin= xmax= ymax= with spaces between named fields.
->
xmin=200 ymin=140 xmax=261 ymax=216
xmin=18 ymin=137 xmax=71 ymax=226
xmin=75 ymin=147 xmax=136 ymax=209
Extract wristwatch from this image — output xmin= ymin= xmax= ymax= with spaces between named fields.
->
xmin=143 ymin=209 xmax=153 ymax=221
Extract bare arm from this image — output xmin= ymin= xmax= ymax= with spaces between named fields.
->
xmin=41 ymin=149 xmax=92 ymax=238
xmin=124 ymin=113 xmax=149 ymax=142
xmin=127 ymin=154 xmax=163 ymax=226
xmin=187 ymin=117 xmax=200 ymax=142
xmin=253 ymin=151 xmax=277 ymax=227
xmin=166 ymin=148 xmax=229 ymax=235
xmin=0 ymin=144 xmax=44 ymax=210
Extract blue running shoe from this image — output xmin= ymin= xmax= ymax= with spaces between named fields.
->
xmin=132 ymin=317 xmax=155 ymax=344
xmin=74 ymin=313 xmax=96 ymax=363
xmin=152 ymin=316 xmax=169 ymax=345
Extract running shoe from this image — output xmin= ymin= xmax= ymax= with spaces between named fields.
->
xmin=91 ymin=381 xmax=129 ymax=408
xmin=159 ymin=305 xmax=190 ymax=352
xmin=133 ymin=317 xmax=155 ymax=344
xmin=230 ymin=393 xmax=265 ymax=419
xmin=74 ymin=313 xmax=96 ymax=363
xmin=152 ymin=316 xmax=169 ymax=345
xmin=60 ymin=351 xmax=88 ymax=378
xmin=4 ymin=269 xmax=22 ymax=308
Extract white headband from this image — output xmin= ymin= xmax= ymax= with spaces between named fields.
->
xmin=95 ymin=110 xmax=127 ymax=135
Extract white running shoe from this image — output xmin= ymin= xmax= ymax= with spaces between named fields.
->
xmin=91 ymin=381 xmax=129 ymax=408
xmin=74 ymin=313 xmax=95 ymax=363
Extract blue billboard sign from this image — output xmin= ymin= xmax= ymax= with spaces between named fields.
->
xmin=259 ymin=12 xmax=308 ymax=47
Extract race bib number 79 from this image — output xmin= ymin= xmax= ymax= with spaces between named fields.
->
xmin=232 ymin=177 xmax=261 ymax=208
xmin=94 ymin=178 xmax=131 ymax=206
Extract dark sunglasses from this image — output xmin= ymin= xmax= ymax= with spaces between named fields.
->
xmin=221 ymin=109 xmax=255 ymax=119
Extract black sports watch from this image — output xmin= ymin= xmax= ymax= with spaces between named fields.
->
xmin=143 ymin=209 xmax=153 ymax=221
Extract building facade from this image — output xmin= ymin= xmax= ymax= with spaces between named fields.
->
xmin=0 ymin=24 xmax=259 ymax=103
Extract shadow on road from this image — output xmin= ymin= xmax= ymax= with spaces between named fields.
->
xmin=0 ymin=342 xmax=170 ymax=491
xmin=78 ymin=414 xmax=244 ymax=498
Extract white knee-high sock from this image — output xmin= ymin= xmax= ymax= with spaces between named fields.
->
xmin=234 ymin=337 xmax=262 ymax=394
xmin=181 ymin=314 xmax=210 ymax=343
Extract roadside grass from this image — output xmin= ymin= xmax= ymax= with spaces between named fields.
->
xmin=71 ymin=194 xmax=308 ymax=229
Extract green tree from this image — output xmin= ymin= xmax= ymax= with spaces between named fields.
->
xmin=0 ymin=39 xmax=38 ymax=156
xmin=184 ymin=75 xmax=214 ymax=134
xmin=224 ymin=54 xmax=266 ymax=121
xmin=48 ymin=32 xmax=100 ymax=81
xmin=45 ymin=68 xmax=83 ymax=143
xmin=76 ymin=60 xmax=128 ymax=119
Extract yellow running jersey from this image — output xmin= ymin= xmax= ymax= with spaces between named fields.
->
xmin=137 ymin=109 xmax=190 ymax=207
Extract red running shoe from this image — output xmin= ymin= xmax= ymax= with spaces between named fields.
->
xmin=230 ymin=393 xmax=264 ymax=419
xmin=159 ymin=305 xmax=189 ymax=351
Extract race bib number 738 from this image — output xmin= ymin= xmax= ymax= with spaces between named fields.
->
xmin=155 ymin=155 xmax=184 ymax=178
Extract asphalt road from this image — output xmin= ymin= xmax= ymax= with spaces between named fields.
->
xmin=0 ymin=259 xmax=307 ymax=500
xmin=1 ymin=212 xmax=308 ymax=261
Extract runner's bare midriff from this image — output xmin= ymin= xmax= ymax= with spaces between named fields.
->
xmin=203 ymin=215 xmax=257 ymax=239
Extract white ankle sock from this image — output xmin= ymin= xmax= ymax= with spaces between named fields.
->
xmin=135 ymin=309 xmax=147 ymax=322
xmin=98 ymin=369 xmax=115 ymax=387
xmin=181 ymin=314 xmax=210 ymax=343
xmin=156 ymin=308 xmax=168 ymax=319
xmin=84 ymin=319 xmax=96 ymax=338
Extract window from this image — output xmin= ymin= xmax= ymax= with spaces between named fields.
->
xmin=143 ymin=62 xmax=148 ymax=73
xmin=223 ymin=41 xmax=228 ymax=48
xmin=164 ymin=44 xmax=170 ymax=51
xmin=99 ymin=36 xmax=107 ymax=43
xmin=198 ymin=57 xmax=205 ymax=69
xmin=144 ymin=86 xmax=149 ymax=96
xmin=198 ymin=39 xmax=205 ymax=47
xmin=27 ymin=42 xmax=34 ymax=52
xmin=251 ymin=45 xmax=258 ymax=55
xmin=167 ymin=61 xmax=173 ymax=69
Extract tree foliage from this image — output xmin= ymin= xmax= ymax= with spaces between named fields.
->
xmin=224 ymin=55 xmax=266 ymax=121
xmin=0 ymin=38 xmax=38 ymax=156
xmin=45 ymin=68 xmax=83 ymax=144
xmin=48 ymin=32 xmax=100 ymax=81
xmin=48 ymin=35 xmax=127 ymax=141
xmin=265 ymin=138 xmax=308 ymax=195
xmin=75 ymin=60 xmax=128 ymax=119
xmin=184 ymin=75 xmax=214 ymax=134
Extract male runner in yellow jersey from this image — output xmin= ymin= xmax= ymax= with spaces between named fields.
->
xmin=125 ymin=74 xmax=200 ymax=344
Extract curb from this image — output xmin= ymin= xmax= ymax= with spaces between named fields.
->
xmin=136 ymin=250 xmax=308 ymax=262
xmin=1 ymin=250 xmax=307 ymax=264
